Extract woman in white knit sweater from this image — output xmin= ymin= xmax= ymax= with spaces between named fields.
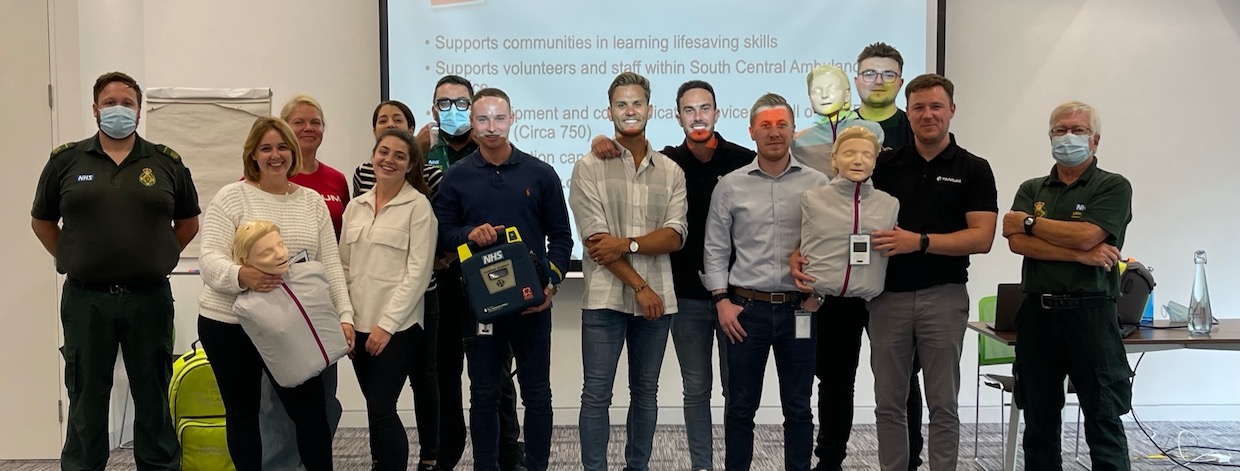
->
xmin=340 ymin=128 xmax=437 ymax=470
xmin=196 ymin=116 xmax=355 ymax=471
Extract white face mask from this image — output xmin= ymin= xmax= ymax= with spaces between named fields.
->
xmin=99 ymin=105 xmax=138 ymax=139
xmin=1051 ymin=134 xmax=1091 ymax=166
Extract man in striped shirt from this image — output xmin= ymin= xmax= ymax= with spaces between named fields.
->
xmin=568 ymin=72 xmax=688 ymax=471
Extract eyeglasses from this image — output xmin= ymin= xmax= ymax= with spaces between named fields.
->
xmin=859 ymin=70 xmax=900 ymax=84
xmin=435 ymin=98 xmax=471 ymax=112
xmin=1050 ymin=127 xmax=1092 ymax=137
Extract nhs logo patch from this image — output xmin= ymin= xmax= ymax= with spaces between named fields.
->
xmin=1076 ymin=204 xmax=1087 ymax=211
xmin=482 ymin=251 xmax=504 ymax=264
xmin=77 ymin=174 xmax=94 ymax=182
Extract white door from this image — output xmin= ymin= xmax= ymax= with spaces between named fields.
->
xmin=0 ymin=0 xmax=65 ymax=459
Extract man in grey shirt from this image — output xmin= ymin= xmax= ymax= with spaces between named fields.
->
xmin=703 ymin=93 xmax=829 ymax=471
xmin=568 ymin=71 xmax=688 ymax=471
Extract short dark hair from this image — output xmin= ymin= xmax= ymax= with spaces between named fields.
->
xmin=675 ymin=80 xmax=716 ymax=109
xmin=856 ymin=42 xmax=905 ymax=72
xmin=608 ymin=72 xmax=651 ymax=103
xmin=373 ymin=128 xmax=430 ymax=196
xmin=371 ymin=100 xmax=415 ymax=129
xmin=434 ymin=75 xmax=475 ymax=100
xmin=904 ymin=74 xmax=955 ymax=103
xmin=93 ymin=71 xmax=143 ymax=106
xmin=472 ymin=88 xmax=512 ymax=109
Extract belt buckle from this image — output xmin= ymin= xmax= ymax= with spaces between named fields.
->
xmin=109 ymin=284 xmax=129 ymax=295
xmin=1039 ymin=294 xmax=1054 ymax=310
xmin=769 ymin=292 xmax=786 ymax=304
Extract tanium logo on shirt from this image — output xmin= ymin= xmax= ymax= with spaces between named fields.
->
xmin=936 ymin=176 xmax=962 ymax=184
xmin=77 ymin=174 xmax=94 ymax=182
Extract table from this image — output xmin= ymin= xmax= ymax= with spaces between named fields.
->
xmin=967 ymin=319 xmax=1240 ymax=470
xmin=969 ymin=319 xmax=1240 ymax=353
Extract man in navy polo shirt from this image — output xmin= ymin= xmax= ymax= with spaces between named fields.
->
xmin=433 ymin=87 xmax=572 ymax=471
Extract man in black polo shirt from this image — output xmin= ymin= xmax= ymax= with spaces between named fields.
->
xmin=1003 ymin=101 xmax=1132 ymax=470
xmin=31 ymin=71 xmax=199 ymax=471
xmin=867 ymin=74 xmax=998 ymax=471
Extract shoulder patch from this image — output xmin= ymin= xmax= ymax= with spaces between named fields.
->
xmin=154 ymin=144 xmax=181 ymax=161
xmin=51 ymin=141 xmax=78 ymax=157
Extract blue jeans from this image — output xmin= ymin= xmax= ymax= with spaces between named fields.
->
xmin=579 ymin=309 xmax=672 ymax=471
xmin=724 ymin=298 xmax=817 ymax=471
xmin=465 ymin=309 xmax=554 ymax=471
xmin=671 ymin=298 xmax=729 ymax=470
xmin=260 ymin=363 xmax=342 ymax=470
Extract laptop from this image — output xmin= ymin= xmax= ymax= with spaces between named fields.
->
xmin=988 ymin=283 xmax=1022 ymax=332
xmin=1117 ymin=296 xmax=1143 ymax=338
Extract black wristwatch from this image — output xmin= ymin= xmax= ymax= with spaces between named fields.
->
xmin=1023 ymin=216 xmax=1037 ymax=236
xmin=711 ymin=292 xmax=730 ymax=305
xmin=919 ymin=233 xmax=930 ymax=254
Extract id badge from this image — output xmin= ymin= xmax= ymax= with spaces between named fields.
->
xmin=795 ymin=309 xmax=812 ymax=339
xmin=477 ymin=323 xmax=493 ymax=337
xmin=849 ymin=234 xmax=871 ymax=266
xmin=290 ymin=249 xmax=309 ymax=264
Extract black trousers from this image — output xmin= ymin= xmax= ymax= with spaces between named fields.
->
xmin=435 ymin=265 xmax=524 ymax=470
xmin=408 ymin=290 xmax=441 ymax=463
xmin=813 ymin=295 xmax=924 ymax=471
xmin=1014 ymin=296 xmax=1132 ymax=471
xmin=353 ymin=327 xmax=419 ymax=471
xmin=198 ymin=316 xmax=332 ymax=471
xmin=60 ymin=280 xmax=180 ymax=471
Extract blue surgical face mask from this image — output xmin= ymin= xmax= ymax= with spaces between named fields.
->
xmin=1051 ymin=133 xmax=1091 ymax=167
xmin=99 ymin=105 xmax=138 ymax=139
xmin=438 ymin=108 xmax=471 ymax=136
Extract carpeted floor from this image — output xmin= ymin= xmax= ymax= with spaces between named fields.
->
xmin=2 ymin=421 xmax=1236 ymax=470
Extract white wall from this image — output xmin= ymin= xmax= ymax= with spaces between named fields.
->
xmin=17 ymin=0 xmax=1238 ymax=458
xmin=947 ymin=0 xmax=1240 ymax=420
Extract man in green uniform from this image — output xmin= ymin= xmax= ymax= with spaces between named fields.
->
xmin=31 ymin=71 xmax=199 ymax=471
xmin=1002 ymin=101 xmax=1133 ymax=471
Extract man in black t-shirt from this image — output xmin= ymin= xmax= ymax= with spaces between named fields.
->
xmin=855 ymin=42 xmax=915 ymax=152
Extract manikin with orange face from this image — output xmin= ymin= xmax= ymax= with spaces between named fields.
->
xmin=793 ymin=127 xmax=899 ymax=313
xmin=231 ymin=220 xmax=348 ymax=390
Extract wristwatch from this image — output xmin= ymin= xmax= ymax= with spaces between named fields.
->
xmin=1023 ymin=216 xmax=1037 ymax=236
xmin=628 ymin=238 xmax=639 ymax=253
xmin=711 ymin=292 xmax=730 ymax=304
xmin=919 ymin=233 xmax=930 ymax=254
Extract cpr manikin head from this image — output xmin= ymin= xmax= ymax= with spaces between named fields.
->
xmin=805 ymin=64 xmax=852 ymax=119
xmin=234 ymin=220 xmax=290 ymax=276
xmin=830 ymin=126 xmax=880 ymax=182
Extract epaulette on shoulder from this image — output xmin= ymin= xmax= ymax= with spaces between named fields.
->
xmin=154 ymin=144 xmax=181 ymax=161
xmin=50 ymin=141 xmax=78 ymax=157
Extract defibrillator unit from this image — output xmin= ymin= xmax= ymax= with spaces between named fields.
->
xmin=458 ymin=227 xmax=547 ymax=324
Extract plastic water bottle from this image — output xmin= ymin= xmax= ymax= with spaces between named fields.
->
xmin=1188 ymin=250 xmax=1213 ymax=335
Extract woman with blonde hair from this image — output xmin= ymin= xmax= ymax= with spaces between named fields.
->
xmin=197 ymin=116 xmax=354 ymax=470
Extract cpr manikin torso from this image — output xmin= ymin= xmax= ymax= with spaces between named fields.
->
xmin=799 ymin=128 xmax=899 ymax=305
xmin=231 ymin=220 xmax=348 ymax=387
xmin=792 ymin=64 xmax=885 ymax=174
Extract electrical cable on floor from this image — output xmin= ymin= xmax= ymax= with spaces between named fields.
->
xmin=1127 ymin=352 xmax=1240 ymax=468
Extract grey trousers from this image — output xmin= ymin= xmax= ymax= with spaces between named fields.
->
xmin=867 ymin=283 xmax=969 ymax=471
